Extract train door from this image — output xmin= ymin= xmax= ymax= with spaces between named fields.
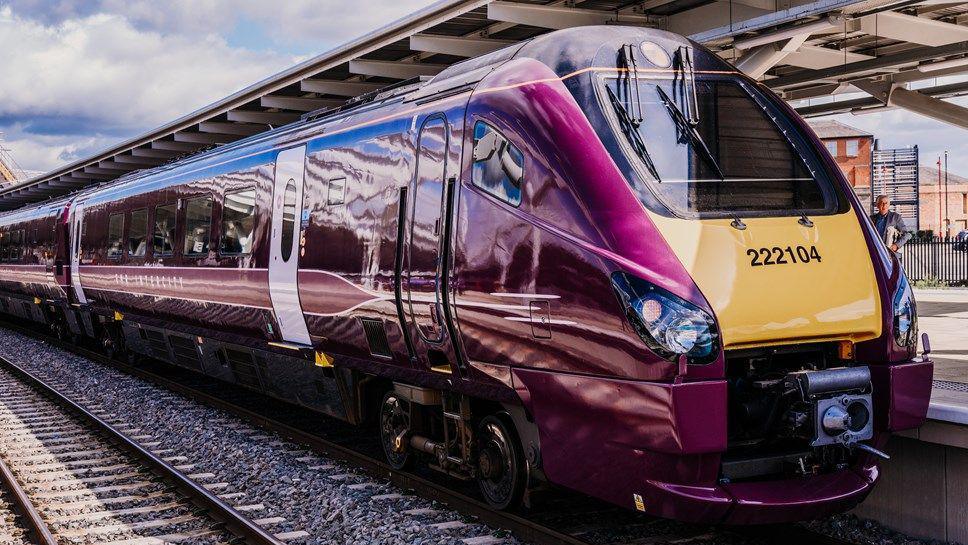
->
xmin=403 ymin=115 xmax=449 ymax=353
xmin=268 ymin=146 xmax=312 ymax=346
xmin=68 ymin=202 xmax=87 ymax=304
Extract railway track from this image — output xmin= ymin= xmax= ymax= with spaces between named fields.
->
xmin=0 ymin=321 xmax=858 ymax=545
xmin=0 ymin=463 xmax=43 ymax=545
xmin=0 ymin=356 xmax=302 ymax=545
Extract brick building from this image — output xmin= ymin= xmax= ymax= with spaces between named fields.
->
xmin=808 ymin=119 xmax=967 ymax=238
xmin=808 ymin=120 xmax=874 ymax=202
xmin=919 ymin=166 xmax=968 ymax=237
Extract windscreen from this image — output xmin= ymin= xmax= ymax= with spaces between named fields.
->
xmin=602 ymin=75 xmax=836 ymax=218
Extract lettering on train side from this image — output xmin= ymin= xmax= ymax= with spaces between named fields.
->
xmin=113 ymin=273 xmax=185 ymax=289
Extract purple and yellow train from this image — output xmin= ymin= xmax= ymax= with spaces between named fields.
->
xmin=0 ymin=27 xmax=933 ymax=523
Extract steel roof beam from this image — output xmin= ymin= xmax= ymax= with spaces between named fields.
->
xmin=348 ymin=59 xmax=446 ymax=79
xmin=173 ymin=132 xmax=239 ymax=145
xmin=300 ymin=79 xmax=385 ymax=96
xmin=735 ymin=34 xmax=811 ymax=79
xmin=151 ymin=140 xmax=208 ymax=152
xmin=782 ymin=62 xmax=968 ymax=100
xmin=486 ymin=1 xmax=659 ymax=29
xmin=97 ymin=161 xmax=139 ymax=171
xmin=781 ymin=44 xmax=874 ymax=70
xmin=409 ymin=34 xmax=515 ymax=57
xmin=259 ymin=96 xmax=344 ymax=112
xmin=226 ymin=110 xmax=301 ymax=126
xmin=768 ymin=40 xmax=968 ymax=89
xmin=732 ymin=15 xmax=851 ymax=50
xmin=198 ymin=122 xmax=266 ymax=137
xmin=112 ymin=154 xmax=167 ymax=166
xmin=796 ymin=80 xmax=968 ymax=117
xmin=858 ymin=11 xmax=968 ymax=47
xmin=131 ymin=148 xmax=182 ymax=159
xmin=84 ymin=167 xmax=120 ymax=176
xmin=853 ymin=79 xmax=968 ymax=129
xmin=69 ymin=171 xmax=114 ymax=180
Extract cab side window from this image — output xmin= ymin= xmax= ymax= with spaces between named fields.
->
xmin=107 ymin=214 xmax=124 ymax=259
xmin=153 ymin=204 xmax=176 ymax=256
xmin=220 ymin=189 xmax=256 ymax=255
xmin=471 ymin=121 xmax=524 ymax=206
xmin=183 ymin=197 xmax=212 ymax=256
xmin=128 ymin=209 xmax=148 ymax=257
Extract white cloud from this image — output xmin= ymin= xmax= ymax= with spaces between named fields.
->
xmin=0 ymin=8 xmax=294 ymax=128
xmin=0 ymin=6 xmax=296 ymax=171
xmin=0 ymin=0 xmax=437 ymax=173
xmin=3 ymin=0 xmax=439 ymax=48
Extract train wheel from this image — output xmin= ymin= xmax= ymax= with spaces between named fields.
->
xmin=476 ymin=414 xmax=526 ymax=510
xmin=379 ymin=391 xmax=413 ymax=470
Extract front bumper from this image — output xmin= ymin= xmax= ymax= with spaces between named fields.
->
xmin=511 ymin=358 xmax=933 ymax=524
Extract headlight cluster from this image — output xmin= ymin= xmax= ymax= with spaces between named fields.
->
xmin=893 ymin=274 xmax=917 ymax=347
xmin=611 ymin=272 xmax=719 ymax=364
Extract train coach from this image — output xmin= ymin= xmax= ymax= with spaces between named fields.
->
xmin=0 ymin=26 xmax=933 ymax=524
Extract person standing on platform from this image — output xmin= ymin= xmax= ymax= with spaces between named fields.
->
xmin=871 ymin=194 xmax=912 ymax=257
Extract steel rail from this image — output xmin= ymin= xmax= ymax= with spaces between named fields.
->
xmin=0 ymin=447 xmax=58 ymax=545
xmin=0 ymin=355 xmax=285 ymax=545
xmin=0 ymin=318 xmax=858 ymax=545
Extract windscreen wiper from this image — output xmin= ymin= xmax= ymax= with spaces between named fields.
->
xmin=655 ymin=85 xmax=725 ymax=180
xmin=606 ymin=85 xmax=661 ymax=182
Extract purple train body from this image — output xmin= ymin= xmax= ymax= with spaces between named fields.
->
xmin=0 ymin=27 xmax=932 ymax=523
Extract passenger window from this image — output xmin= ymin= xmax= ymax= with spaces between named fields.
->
xmin=0 ymin=231 xmax=7 ymax=262
xmin=153 ymin=204 xmax=176 ymax=256
xmin=107 ymin=214 xmax=124 ymax=259
xmin=327 ymin=177 xmax=346 ymax=205
xmin=281 ymin=180 xmax=296 ymax=262
xmin=183 ymin=197 xmax=213 ymax=256
xmin=128 ymin=209 xmax=148 ymax=257
xmin=471 ymin=121 xmax=524 ymax=206
xmin=8 ymin=230 xmax=19 ymax=261
xmin=220 ymin=189 xmax=256 ymax=255
xmin=15 ymin=230 xmax=23 ymax=261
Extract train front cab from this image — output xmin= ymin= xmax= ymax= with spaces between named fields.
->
xmin=453 ymin=28 xmax=934 ymax=524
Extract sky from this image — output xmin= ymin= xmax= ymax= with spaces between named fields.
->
xmin=0 ymin=0 xmax=966 ymax=178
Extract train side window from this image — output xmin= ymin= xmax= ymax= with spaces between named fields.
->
xmin=220 ymin=189 xmax=256 ymax=255
xmin=327 ymin=177 xmax=346 ymax=205
xmin=128 ymin=209 xmax=148 ymax=257
xmin=107 ymin=214 xmax=124 ymax=259
xmin=0 ymin=231 xmax=7 ymax=262
xmin=280 ymin=180 xmax=297 ymax=262
xmin=183 ymin=197 xmax=213 ymax=256
xmin=11 ymin=230 xmax=22 ymax=261
xmin=471 ymin=121 xmax=524 ymax=207
xmin=153 ymin=204 xmax=176 ymax=256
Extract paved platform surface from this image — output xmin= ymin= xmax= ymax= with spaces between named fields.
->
xmin=915 ymin=288 xmax=968 ymax=424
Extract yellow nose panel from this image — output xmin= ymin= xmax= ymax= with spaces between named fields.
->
xmin=649 ymin=211 xmax=881 ymax=349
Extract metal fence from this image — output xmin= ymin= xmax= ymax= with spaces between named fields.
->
xmin=901 ymin=239 xmax=968 ymax=283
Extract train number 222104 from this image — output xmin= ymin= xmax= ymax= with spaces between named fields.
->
xmin=747 ymin=245 xmax=822 ymax=267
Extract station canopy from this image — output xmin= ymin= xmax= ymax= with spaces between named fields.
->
xmin=3 ymin=0 xmax=967 ymax=210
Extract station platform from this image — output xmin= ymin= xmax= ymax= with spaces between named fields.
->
xmin=851 ymin=288 xmax=968 ymax=543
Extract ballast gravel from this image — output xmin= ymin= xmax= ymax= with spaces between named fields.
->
xmin=0 ymin=327 xmax=517 ymax=545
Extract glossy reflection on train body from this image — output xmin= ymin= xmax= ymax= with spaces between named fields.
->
xmin=0 ymin=25 xmax=933 ymax=524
